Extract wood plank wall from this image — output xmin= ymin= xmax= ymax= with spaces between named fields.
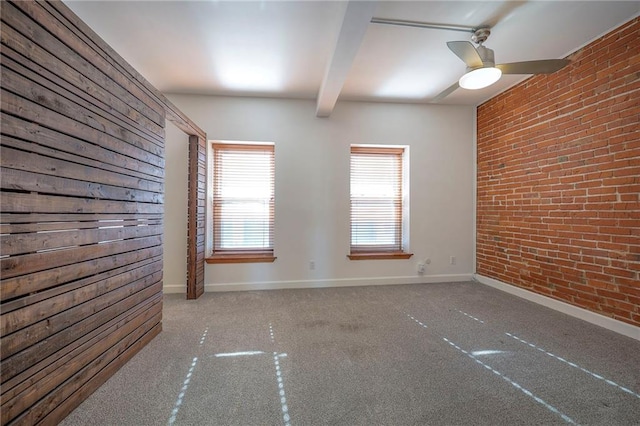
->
xmin=0 ymin=1 xmax=208 ymax=423
xmin=188 ymin=136 xmax=206 ymax=299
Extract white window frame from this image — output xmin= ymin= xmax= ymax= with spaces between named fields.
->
xmin=348 ymin=144 xmax=412 ymax=260
xmin=206 ymin=141 xmax=276 ymax=264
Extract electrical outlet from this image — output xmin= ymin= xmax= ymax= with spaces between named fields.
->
xmin=450 ymin=256 xmax=456 ymax=265
xmin=309 ymin=260 xmax=315 ymax=270
xmin=417 ymin=263 xmax=425 ymax=273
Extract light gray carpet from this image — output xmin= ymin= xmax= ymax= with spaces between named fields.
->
xmin=61 ymin=281 xmax=640 ymax=425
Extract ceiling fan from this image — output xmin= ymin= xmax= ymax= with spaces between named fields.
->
xmin=434 ymin=27 xmax=571 ymax=101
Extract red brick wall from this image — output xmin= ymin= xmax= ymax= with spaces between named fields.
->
xmin=476 ymin=17 xmax=640 ymax=327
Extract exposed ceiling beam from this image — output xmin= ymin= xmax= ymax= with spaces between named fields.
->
xmin=316 ymin=1 xmax=376 ymax=118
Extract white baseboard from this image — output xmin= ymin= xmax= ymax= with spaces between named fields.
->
xmin=163 ymin=274 xmax=472 ymax=295
xmin=474 ymin=274 xmax=640 ymax=341
xmin=163 ymin=284 xmax=187 ymax=294
xmin=203 ymin=274 xmax=473 ymax=292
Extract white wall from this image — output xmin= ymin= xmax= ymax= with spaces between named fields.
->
xmin=165 ymin=95 xmax=475 ymax=292
xmin=163 ymin=120 xmax=189 ymax=292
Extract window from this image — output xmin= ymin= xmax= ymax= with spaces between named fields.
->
xmin=207 ymin=142 xmax=276 ymax=263
xmin=349 ymin=146 xmax=412 ymax=260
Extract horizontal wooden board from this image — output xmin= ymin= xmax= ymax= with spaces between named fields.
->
xmin=1 ymin=301 xmax=162 ymax=423
xmin=1 ymin=68 xmax=164 ymax=159
xmin=1 ymin=281 xmax=162 ymax=383
xmin=12 ymin=0 xmax=166 ymax=126
xmin=1 ymin=90 xmax=164 ymax=169
xmin=42 ymin=0 xmax=206 ymax=138
xmin=0 ymin=166 xmax=163 ymax=205
xmin=40 ymin=0 xmax=159 ymax=103
xmin=0 ymin=218 xmax=162 ymax=234
xmin=0 ymin=213 xmax=162 ymax=224
xmin=0 ymin=141 xmax=162 ymax=193
xmin=1 ymin=2 xmax=164 ymax=126
xmin=13 ymin=316 xmax=162 ymax=425
xmin=0 ymin=234 xmax=162 ymax=280
xmin=0 ymin=249 xmax=161 ymax=310
xmin=1 ymin=270 xmax=162 ymax=360
xmin=1 ymin=105 xmax=163 ymax=182
xmin=1 ymin=221 xmax=162 ymax=256
xmin=0 ymin=26 xmax=164 ymax=142
xmin=0 ymin=191 xmax=164 ymax=215
xmin=1 ymin=260 xmax=162 ymax=335
xmin=1 ymin=49 xmax=164 ymax=146
xmin=38 ymin=322 xmax=162 ymax=425
xmin=1 ymin=292 xmax=161 ymax=399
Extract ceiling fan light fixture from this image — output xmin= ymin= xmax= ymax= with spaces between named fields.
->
xmin=459 ymin=67 xmax=502 ymax=90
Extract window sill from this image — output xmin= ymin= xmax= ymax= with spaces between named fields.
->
xmin=347 ymin=252 xmax=413 ymax=260
xmin=206 ymin=253 xmax=276 ymax=264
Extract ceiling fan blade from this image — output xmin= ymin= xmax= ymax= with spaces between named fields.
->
xmin=497 ymin=59 xmax=570 ymax=75
xmin=447 ymin=41 xmax=483 ymax=68
xmin=432 ymin=81 xmax=459 ymax=103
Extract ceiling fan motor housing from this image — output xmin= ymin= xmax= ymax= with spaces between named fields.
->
xmin=471 ymin=27 xmax=491 ymax=44
xmin=473 ymin=45 xmax=496 ymax=70
xmin=470 ymin=27 xmax=496 ymax=69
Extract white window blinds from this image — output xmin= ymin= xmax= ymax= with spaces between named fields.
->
xmin=212 ymin=143 xmax=274 ymax=254
xmin=350 ymin=146 xmax=404 ymax=253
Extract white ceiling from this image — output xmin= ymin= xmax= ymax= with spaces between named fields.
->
xmin=65 ymin=1 xmax=638 ymax=115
